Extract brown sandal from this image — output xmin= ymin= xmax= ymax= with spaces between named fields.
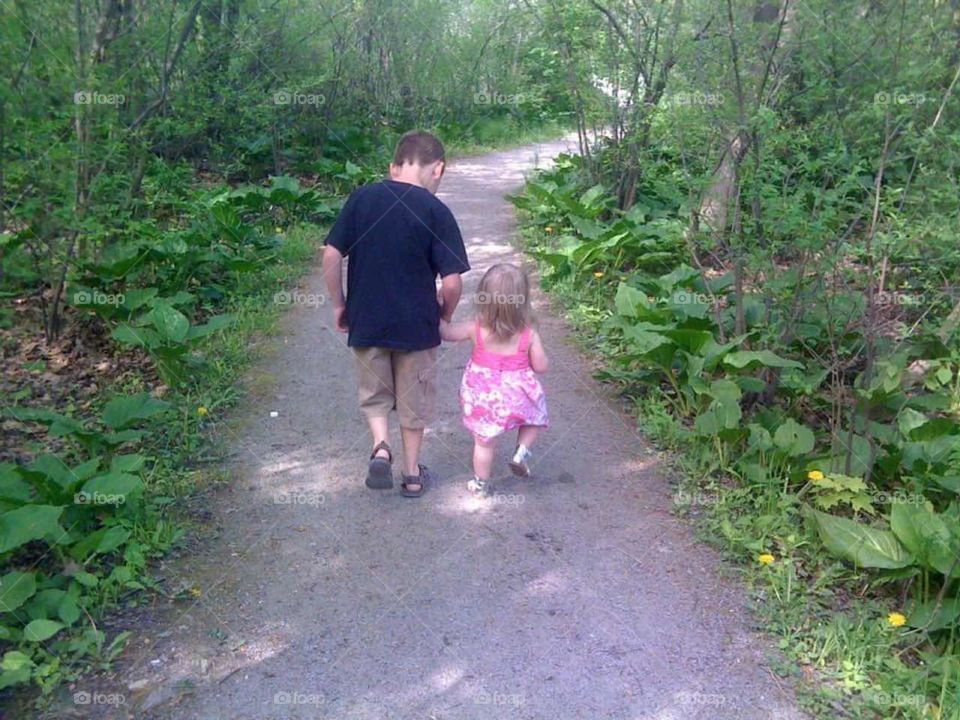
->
xmin=400 ymin=464 xmax=430 ymax=498
xmin=365 ymin=441 xmax=393 ymax=489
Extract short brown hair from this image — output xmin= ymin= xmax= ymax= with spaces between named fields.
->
xmin=393 ymin=130 xmax=445 ymax=166
xmin=475 ymin=264 xmax=532 ymax=341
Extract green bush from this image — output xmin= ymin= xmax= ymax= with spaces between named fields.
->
xmin=514 ymin=144 xmax=960 ymax=716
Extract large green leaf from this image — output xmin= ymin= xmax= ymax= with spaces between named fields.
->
xmin=102 ymin=430 xmax=148 ymax=446
xmin=735 ymin=376 xmax=767 ymax=393
xmin=578 ymin=184 xmax=608 ymax=211
xmin=145 ymin=302 xmax=189 ymax=343
xmin=270 ymin=175 xmax=301 ymax=194
xmin=80 ymin=471 xmax=142 ymax=499
xmin=702 ymin=336 xmax=746 ymax=371
xmin=121 ymin=288 xmax=158 ymax=312
xmin=110 ymin=455 xmax=145 ymax=473
xmin=186 ymin=313 xmax=235 ymax=340
xmin=806 ymin=508 xmax=913 ymax=569
xmin=694 ymin=400 xmax=742 ymax=435
xmin=0 ymin=505 xmax=65 ymax=554
xmin=897 ymin=408 xmax=929 ymax=438
xmin=210 ymin=203 xmax=243 ymax=237
xmin=907 ymin=417 xmax=955 ymax=441
xmin=0 ymin=572 xmax=36 ymax=612
xmin=623 ymin=327 xmax=671 ymax=356
xmin=0 ymin=667 xmax=31 ymax=689
xmin=111 ymin=324 xmax=160 ymax=348
xmin=908 ymin=598 xmax=960 ymax=631
xmin=0 ymin=464 xmax=32 ymax=503
xmin=902 ymin=437 xmax=955 ymax=470
xmin=668 ymin=291 xmax=710 ymax=319
xmin=831 ymin=434 xmax=873 ymax=477
xmin=28 ymin=588 xmax=66 ymax=619
xmin=662 ymin=329 xmax=714 ymax=354
xmin=614 ymin=283 xmax=652 ymax=318
xmin=773 ymin=419 xmax=815 ymax=456
xmin=58 ymin=596 xmax=81 ymax=625
xmin=100 ymin=393 xmax=170 ymax=429
xmin=5 ymin=407 xmax=70 ymax=425
xmin=724 ymin=350 xmax=803 ymax=370
xmin=746 ymin=423 xmax=773 ymax=452
xmin=23 ymin=619 xmax=63 ymax=642
xmin=47 ymin=417 xmax=97 ymax=447
xmin=933 ymin=475 xmax=960 ymax=494
xmin=569 ymin=215 xmax=604 ymax=239
xmin=1 ymin=651 xmax=32 ymax=671
xmin=26 ymin=455 xmax=97 ymax=491
xmin=707 ymin=378 xmax=741 ymax=403
xmin=69 ymin=526 xmax=131 ymax=561
xmin=655 ymin=265 xmax=700 ymax=291
xmin=890 ymin=503 xmax=958 ymax=576
xmin=0 ymin=651 xmax=33 ymax=688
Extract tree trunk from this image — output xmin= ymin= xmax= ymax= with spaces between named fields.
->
xmin=696 ymin=0 xmax=794 ymax=234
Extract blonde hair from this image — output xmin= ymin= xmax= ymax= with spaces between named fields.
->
xmin=475 ymin=263 xmax=531 ymax=341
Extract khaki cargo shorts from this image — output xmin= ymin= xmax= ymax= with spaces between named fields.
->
xmin=352 ymin=346 xmax=438 ymax=429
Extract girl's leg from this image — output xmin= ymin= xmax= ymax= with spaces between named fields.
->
xmin=509 ymin=425 xmax=541 ymax=477
xmin=472 ymin=436 xmax=496 ymax=479
xmin=517 ymin=425 xmax=540 ymax=449
xmin=468 ymin=436 xmax=496 ymax=494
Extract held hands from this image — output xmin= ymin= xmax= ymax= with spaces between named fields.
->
xmin=437 ymin=273 xmax=463 ymax=323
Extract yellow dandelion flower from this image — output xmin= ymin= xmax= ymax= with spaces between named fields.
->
xmin=758 ymin=553 xmax=775 ymax=565
xmin=594 ymin=271 xmax=604 ymax=279
xmin=808 ymin=470 xmax=824 ymax=481
xmin=197 ymin=406 xmax=209 ymax=417
xmin=189 ymin=587 xmax=202 ymax=598
xmin=887 ymin=612 xmax=906 ymax=627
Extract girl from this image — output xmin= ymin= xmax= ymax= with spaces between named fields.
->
xmin=440 ymin=263 xmax=548 ymax=495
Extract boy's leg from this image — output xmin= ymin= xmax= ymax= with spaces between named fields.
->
xmin=393 ymin=347 xmax=438 ymax=485
xmin=369 ymin=416 xmax=390 ymax=459
xmin=353 ymin=346 xmax=395 ymax=461
xmin=400 ymin=426 xmax=424 ymax=478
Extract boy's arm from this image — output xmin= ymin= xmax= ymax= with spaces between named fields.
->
xmin=323 ymin=190 xmax=357 ymax=333
xmin=429 ymin=203 xmax=469 ymax=322
xmin=438 ymin=272 xmax=462 ymax=322
xmin=322 ymin=245 xmax=348 ymax=332
xmin=529 ymin=329 xmax=549 ymax=373
xmin=440 ymin=319 xmax=474 ymax=343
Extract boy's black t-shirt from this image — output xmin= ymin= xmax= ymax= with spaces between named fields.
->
xmin=325 ymin=179 xmax=470 ymax=351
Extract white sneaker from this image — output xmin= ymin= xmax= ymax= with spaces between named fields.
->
xmin=467 ymin=476 xmax=488 ymax=495
xmin=509 ymin=445 xmax=532 ymax=477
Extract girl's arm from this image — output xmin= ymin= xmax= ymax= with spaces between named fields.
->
xmin=529 ymin=329 xmax=549 ymax=373
xmin=440 ymin=319 xmax=474 ymax=343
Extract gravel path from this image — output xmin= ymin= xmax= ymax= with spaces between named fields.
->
xmin=105 ymin=138 xmax=807 ymax=720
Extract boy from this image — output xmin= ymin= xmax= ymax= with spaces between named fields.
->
xmin=323 ymin=130 xmax=469 ymax=497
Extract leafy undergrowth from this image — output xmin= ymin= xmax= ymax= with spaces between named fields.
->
xmin=514 ymin=150 xmax=959 ymax=720
xmin=0 ymin=167 xmax=328 ymax=706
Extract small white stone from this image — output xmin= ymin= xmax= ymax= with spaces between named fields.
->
xmin=270 ymin=411 xmax=279 ymax=418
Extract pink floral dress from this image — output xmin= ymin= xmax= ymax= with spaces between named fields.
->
xmin=460 ymin=322 xmax=549 ymax=441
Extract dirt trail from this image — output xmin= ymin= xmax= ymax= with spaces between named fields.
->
xmin=97 ymin=138 xmax=807 ymax=720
